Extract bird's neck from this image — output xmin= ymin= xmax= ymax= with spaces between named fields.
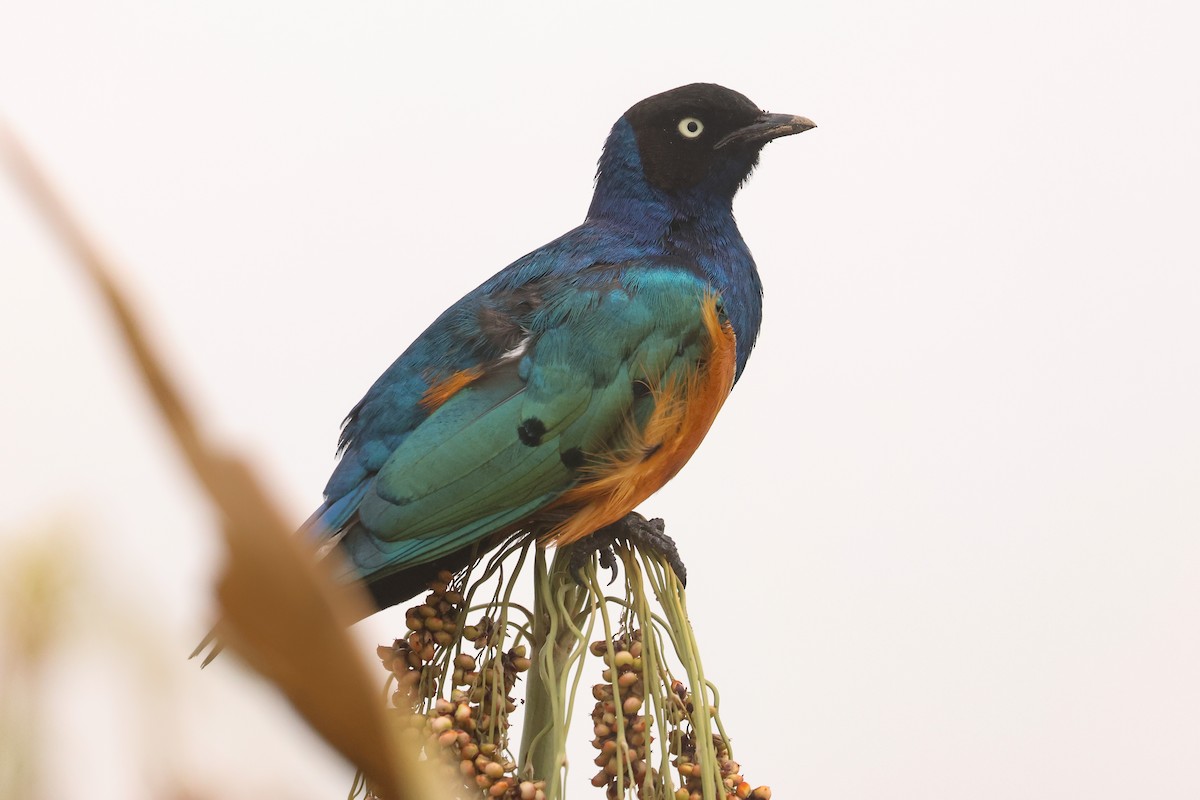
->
xmin=586 ymin=121 xmax=734 ymax=241
xmin=586 ymin=121 xmax=763 ymax=380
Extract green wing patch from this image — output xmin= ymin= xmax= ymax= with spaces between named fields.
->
xmin=346 ymin=268 xmax=724 ymax=579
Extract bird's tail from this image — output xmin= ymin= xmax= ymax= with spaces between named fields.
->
xmin=188 ymin=497 xmax=349 ymax=667
xmin=189 ymin=497 xmax=509 ymax=666
xmin=189 ymin=625 xmax=225 ymax=667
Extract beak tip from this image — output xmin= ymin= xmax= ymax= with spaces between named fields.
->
xmin=713 ymin=113 xmax=817 ymax=149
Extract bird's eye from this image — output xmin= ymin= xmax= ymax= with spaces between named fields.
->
xmin=677 ymin=117 xmax=704 ymax=139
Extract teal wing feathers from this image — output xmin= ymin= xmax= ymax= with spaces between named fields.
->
xmin=334 ymin=265 xmax=725 ymax=584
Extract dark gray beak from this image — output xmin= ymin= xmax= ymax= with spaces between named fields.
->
xmin=714 ymin=113 xmax=817 ymax=149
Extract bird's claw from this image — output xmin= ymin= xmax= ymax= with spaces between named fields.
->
xmin=565 ymin=512 xmax=687 ymax=588
xmin=597 ymin=544 xmax=620 ymax=585
xmin=568 ymin=535 xmax=619 ymax=585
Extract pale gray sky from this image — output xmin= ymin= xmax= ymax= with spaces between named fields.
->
xmin=2 ymin=1 xmax=1198 ymax=798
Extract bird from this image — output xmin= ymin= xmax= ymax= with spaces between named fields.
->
xmin=305 ymin=83 xmax=814 ymax=613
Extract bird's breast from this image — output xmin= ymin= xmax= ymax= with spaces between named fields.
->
xmin=541 ymin=294 xmax=737 ymax=545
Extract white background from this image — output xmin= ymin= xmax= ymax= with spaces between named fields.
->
xmin=2 ymin=1 xmax=1198 ymax=798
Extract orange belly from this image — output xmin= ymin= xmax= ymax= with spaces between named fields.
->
xmin=543 ymin=295 xmax=737 ymax=545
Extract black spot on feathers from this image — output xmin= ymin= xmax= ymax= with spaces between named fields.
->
xmin=518 ymin=417 xmax=546 ymax=447
xmin=560 ymin=447 xmax=585 ymax=469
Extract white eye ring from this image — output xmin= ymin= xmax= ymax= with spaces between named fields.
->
xmin=677 ymin=117 xmax=704 ymax=138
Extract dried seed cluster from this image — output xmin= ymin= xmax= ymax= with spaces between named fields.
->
xmin=379 ymin=570 xmax=464 ymax=704
xmin=376 ymin=570 xmax=545 ymax=799
xmin=427 ymin=688 xmax=545 ymax=800
xmin=448 ymin=645 xmax=531 ymax=745
xmin=664 ymin=680 xmax=770 ymax=800
xmin=372 ymin=565 xmax=775 ymax=800
xmin=588 ymin=632 xmax=653 ymax=798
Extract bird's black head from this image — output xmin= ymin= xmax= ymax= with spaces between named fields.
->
xmin=622 ymin=83 xmax=816 ymax=194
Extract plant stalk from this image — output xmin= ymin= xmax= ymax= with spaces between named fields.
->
xmin=519 ymin=548 xmax=589 ymax=798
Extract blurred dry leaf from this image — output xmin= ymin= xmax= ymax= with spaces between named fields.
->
xmin=0 ymin=122 xmax=445 ymax=800
xmin=205 ymin=455 xmax=410 ymax=799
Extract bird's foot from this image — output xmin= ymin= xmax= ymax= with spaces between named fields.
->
xmin=565 ymin=512 xmax=687 ymax=588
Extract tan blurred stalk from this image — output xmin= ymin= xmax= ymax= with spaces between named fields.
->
xmin=0 ymin=121 xmax=446 ymax=800
xmin=0 ymin=524 xmax=75 ymax=798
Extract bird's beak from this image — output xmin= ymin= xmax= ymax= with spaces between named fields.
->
xmin=714 ymin=113 xmax=817 ymax=149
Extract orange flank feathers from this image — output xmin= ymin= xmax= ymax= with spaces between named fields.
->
xmin=420 ymin=366 xmax=485 ymax=411
xmin=546 ymin=296 xmax=737 ymax=546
